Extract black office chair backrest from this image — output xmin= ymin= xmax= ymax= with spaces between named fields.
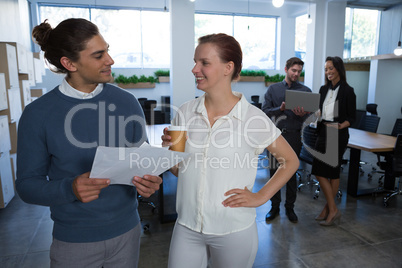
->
xmin=351 ymin=109 xmax=366 ymax=129
xmin=251 ymin=95 xmax=259 ymax=103
xmin=300 ymin=126 xmax=318 ymax=165
xmin=251 ymin=102 xmax=262 ymax=109
xmin=366 ymin=103 xmax=378 ymax=115
xmin=391 ymin=118 xmax=402 ymax=137
xmin=393 ymin=134 xmax=402 ymax=174
xmin=144 ymin=100 xmax=157 ymax=110
xmin=358 ymin=114 xmax=380 ymax=133
xmin=138 ymin=98 xmax=147 ymax=109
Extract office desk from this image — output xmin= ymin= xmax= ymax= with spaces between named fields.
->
xmin=347 ymin=128 xmax=397 ymax=197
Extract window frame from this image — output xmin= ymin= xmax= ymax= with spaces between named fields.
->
xmin=37 ymin=3 xmax=169 ymax=69
xmin=195 ymin=11 xmax=279 ymax=70
xmin=343 ymin=7 xmax=381 ymax=59
xmin=37 ymin=4 xmax=279 ymax=70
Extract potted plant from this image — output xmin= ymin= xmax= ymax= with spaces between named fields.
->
xmin=113 ymin=73 xmax=158 ymax=89
xmin=238 ymin=70 xmax=267 ymax=82
xmin=265 ymin=73 xmax=285 ymax=87
xmin=299 ymin=71 xmax=305 ymax=82
xmin=154 ymin=69 xmax=170 ymax=83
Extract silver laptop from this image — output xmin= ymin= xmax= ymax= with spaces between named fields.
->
xmin=285 ymin=90 xmax=320 ymax=112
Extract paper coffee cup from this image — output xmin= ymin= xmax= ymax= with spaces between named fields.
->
xmin=168 ymin=126 xmax=187 ymax=152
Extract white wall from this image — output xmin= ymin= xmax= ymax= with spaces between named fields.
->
xmin=346 ymin=70 xmax=369 ymax=110
xmin=367 ymin=3 xmax=402 ymax=133
xmin=369 ymin=59 xmax=402 ymax=134
xmin=378 ymin=3 xmax=402 ymax=55
xmin=0 ymin=0 xmax=31 ymax=48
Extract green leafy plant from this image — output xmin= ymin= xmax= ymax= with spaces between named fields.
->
xmin=154 ymin=69 xmax=170 ymax=77
xmin=265 ymin=73 xmax=285 ymax=82
xmin=113 ymin=74 xmax=157 ymax=84
xmin=240 ymin=70 xmax=267 ymax=77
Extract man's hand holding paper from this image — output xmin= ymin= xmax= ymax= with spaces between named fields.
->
xmin=89 ymin=142 xmax=190 ymax=186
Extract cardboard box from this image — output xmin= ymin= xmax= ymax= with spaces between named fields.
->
xmin=10 ymin=153 xmax=16 ymax=186
xmin=0 ymin=152 xmax=15 ymax=208
xmin=9 ymin=121 xmax=17 ymax=154
xmin=30 ymin=88 xmax=45 ymax=98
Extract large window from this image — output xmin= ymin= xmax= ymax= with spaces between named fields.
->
xmin=195 ymin=13 xmax=277 ymax=70
xmin=39 ymin=5 xmax=170 ymax=68
xmin=39 ymin=5 xmax=277 ymax=69
xmin=344 ymin=7 xmax=380 ymax=58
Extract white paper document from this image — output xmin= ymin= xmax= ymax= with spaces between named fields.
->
xmin=89 ymin=142 xmax=190 ymax=186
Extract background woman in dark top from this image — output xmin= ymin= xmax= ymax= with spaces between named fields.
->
xmin=311 ymin=56 xmax=356 ymax=226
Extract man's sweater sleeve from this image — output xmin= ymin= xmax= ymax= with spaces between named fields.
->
xmin=15 ymin=105 xmax=77 ymax=207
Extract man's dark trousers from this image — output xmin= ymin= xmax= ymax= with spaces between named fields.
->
xmin=269 ymin=130 xmax=302 ymax=209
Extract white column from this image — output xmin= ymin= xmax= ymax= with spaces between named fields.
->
xmin=170 ymin=0 xmax=196 ymax=119
xmin=278 ymin=16 xmax=296 ymax=70
xmin=324 ymin=1 xmax=346 ymax=57
xmin=305 ymin=0 xmax=346 ymax=92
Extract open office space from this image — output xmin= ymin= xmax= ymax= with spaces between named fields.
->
xmin=0 ymin=0 xmax=402 ymax=267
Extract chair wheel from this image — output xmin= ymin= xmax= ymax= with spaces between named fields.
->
xmin=143 ymin=223 xmax=150 ymax=231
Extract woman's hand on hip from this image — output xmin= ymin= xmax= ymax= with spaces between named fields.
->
xmin=222 ymin=187 xmax=265 ymax=208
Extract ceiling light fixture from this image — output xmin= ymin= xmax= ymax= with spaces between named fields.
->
xmin=394 ymin=19 xmax=402 ymax=56
xmin=307 ymin=1 xmax=312 ymax=24
xmin=190 ymin=0 xmax=195 ymax=2
xmin=272 ymin=0 xmax=284 ymax=8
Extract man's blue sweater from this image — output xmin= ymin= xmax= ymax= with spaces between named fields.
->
xmin=16 ymin=83 xmax=148 ymax=243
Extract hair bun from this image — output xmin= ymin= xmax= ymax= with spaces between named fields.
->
xmin=32 ymin=19 xmax=53 ymax=51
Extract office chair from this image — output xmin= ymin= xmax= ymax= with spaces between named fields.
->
xmin=368 ymin=118 xmax=402 ymax=185
xmin=161 ymin=96 xmax=171 ymax=123
xmin=143 ymin=100 xmax=165 ymax=125
xmin=356 ymin=113 xmax=381 ymax=175
xmin=383 ymin=134 xmax=402 ymax=207
xmin=251 ymin=95 xmax=262 ymax=109
xmin=251 ymin=95 xmax=259 ymax=103
xmin=358 ymin=114 xmax=380 ymax=133
xmin=138 ymin=97 xmax=148 ymax=109
xmin=138 ymin=194 xmax=157 ymax=232
xmin=350 ymin=109 xmax=366 ymax=129
xmin=366 ymin=103 xmax=378 ymax=115
xmin=392 ymin=118 xmax=402 ymax=137
xmin=297 ymin=125 xmax=320 ymax=199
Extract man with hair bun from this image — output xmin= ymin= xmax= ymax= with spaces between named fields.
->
xmin=16 ymin=18 xmax=162 ymax=267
